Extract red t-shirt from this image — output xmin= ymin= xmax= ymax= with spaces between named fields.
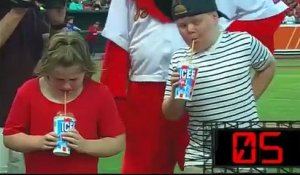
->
xmin=3 ymin=78 xmax=125 ymax=174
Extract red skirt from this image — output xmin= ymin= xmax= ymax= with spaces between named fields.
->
xmin=119 ymin=82 xmax=189 ymax=173
xmin=227 ymin=12 xmax=286 ymax=53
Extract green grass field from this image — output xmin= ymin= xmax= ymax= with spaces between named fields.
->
xmin=93 ymin=58 xmax=300 ymax=174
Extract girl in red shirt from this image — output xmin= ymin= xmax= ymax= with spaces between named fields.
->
xmin=3 ymin=32 xmax=125 ymax=174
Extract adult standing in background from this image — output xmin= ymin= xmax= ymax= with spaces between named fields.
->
xmin=99 ymin=0 xmax=295 ymax=174
xmin=101 ymin=0 xmax=189 ymax=173
xmin=85 ymin=21 xmax=102 ymax=56
xmin=0 ymin=0 xmax=67 ymax=173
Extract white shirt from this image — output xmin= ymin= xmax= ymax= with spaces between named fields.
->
xmin=217 ymin=0 xmax=288 ymax=30
xmin=283 ymin=15 xmax=296 ymax=24
xmin=102 ymin=0 xmax=283 ymax=82
xmin=102 ymin=0 xmax=187 ymax=82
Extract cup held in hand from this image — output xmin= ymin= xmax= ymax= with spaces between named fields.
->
xmin=53 ymin=113 xmax=76 ymax=156
xmin=174 ymin=64 xmax=198 ymax=101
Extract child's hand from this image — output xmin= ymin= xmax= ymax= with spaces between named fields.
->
xmin=170 ymin=72 xmax=180 ymax=97
xmin=39 ymin=132 xmax=57 ymax=151
xmin=62 ymin=129 xmax=87 ymax=154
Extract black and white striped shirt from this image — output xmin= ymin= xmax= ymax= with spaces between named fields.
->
xmin=164 ymin=32 xmax=275 ymax=166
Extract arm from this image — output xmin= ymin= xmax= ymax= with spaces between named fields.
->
xmin=62 ymin=130 xmax=125 ymax=157
xmin=249 ymin=34 xmax=276 ymax=100
xmin=252 ymin=59 xmax=276 ymax=100
xmin=162 ymin=70 xmax=186 ymax=120
xmin=83 ymin=134 xmax=125 ymax=157
xmin=47 ymin=7 xmax=67 ymax=37
xmin=3 ymin=84 xmax=57 ymax=153
xmin=4 ymin=134 xmax=43 ymax=153
xmin=73 ymin=25 xmax=81 ymax=31
xmin=4 ymin=132 xmax=57 ymax=153
xmin=162 ymin=97 xmax=186 ymax=121
xmin=0 ymin=8 xmax=27 ymax=48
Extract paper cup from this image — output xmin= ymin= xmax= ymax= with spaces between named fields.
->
xmin=174 ymin=64 xmax=198 ymax=101
xmin=53 ymin=114 xmax=76 ymax=156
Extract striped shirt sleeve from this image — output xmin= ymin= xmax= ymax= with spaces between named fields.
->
xmin=249 ymin=35 xmax=275 ymax=71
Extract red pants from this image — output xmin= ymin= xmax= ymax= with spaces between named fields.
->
xmin=117 ymin=82 xmax=189 ymax=174
xmin=227 ymin=12 xmax=285 ymax=53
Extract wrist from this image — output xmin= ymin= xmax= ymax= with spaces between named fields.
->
xmin=168 ymin=95 xmax=185 ymax=106
xmin=32 ymin=135 xmax=45 ymax=151
xmin=80 ymin=139 xmax=90 ymax=154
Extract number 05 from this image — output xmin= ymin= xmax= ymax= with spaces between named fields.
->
xmin=232 ymin=132 xmax=283 ymax=164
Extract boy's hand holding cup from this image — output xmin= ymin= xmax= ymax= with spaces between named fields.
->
xmin=173 ymin=40 xmax=198 ymax=101
xmin=174 ymin=63 xmax=198 ymax=101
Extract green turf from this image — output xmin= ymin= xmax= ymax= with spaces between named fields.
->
xmin=98 ymin=153 xmax=123 ymax=173
xmin=96 ymin=59 xmax=300 ymax=174
xmin=276 ymin=59 xmax=300 ymax=67
xmin=257 ymin=69 xmax=300 ymax=121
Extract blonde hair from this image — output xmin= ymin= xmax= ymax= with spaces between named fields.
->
xmin=34 ymin=32 xmax=96 ymax=78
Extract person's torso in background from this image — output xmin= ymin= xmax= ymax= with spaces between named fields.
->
xmin=127 ymin=2 xmax=187 ymax=82
xmin=85 ymin=25 xmax=100 ymax=42
xmin=0 ymin=8 xmax=48 ymax=127
xmin=217 ymin=0 xmax=288 ymax=30
xmin=0 ymin=8 xmax=46 ymax=74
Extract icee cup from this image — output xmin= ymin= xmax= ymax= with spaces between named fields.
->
xmin=53 ymin=112 xmax=76 ymax=156
xmin=174 ymin=62 xmax=198 ymax=101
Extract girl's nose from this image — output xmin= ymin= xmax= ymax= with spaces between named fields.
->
xmin=62 ymin=83 xmax=72 ymax=91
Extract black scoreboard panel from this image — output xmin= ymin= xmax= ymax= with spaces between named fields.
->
xmin=213 ymin=128 xmax=300 ymax=166
xmin=189 ymin=121 xmax=300 ymax=174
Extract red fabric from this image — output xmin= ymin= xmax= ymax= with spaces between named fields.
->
xmin=226 ymin=12 xmax=286 ymax=53
xmin=101 ymin=40 xmax=130 ymax=98
xmin=121 ymin=82 xmax=189 ymax=173
xmin=135 ymin=0 xmax=171 ymax=23
xmin=3 ymin=78 xmax=124 ymax=174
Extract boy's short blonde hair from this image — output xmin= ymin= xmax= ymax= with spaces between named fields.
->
xmin=34 ymin=32 xmax=96 ymax=78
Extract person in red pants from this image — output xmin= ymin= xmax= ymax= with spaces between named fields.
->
xmin=100 ymin=0 xmax=299 ymax=173
xmin=100 ymin=0 xmax=189 ymax=173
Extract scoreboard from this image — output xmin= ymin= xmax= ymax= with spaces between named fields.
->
xmin=195 ymin=121 xmax=300 ymax=174
xmin=214 ymin=129 xmax=300 ymax=166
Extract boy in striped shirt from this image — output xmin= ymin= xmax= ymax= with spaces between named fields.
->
xmin=162 ymin=0 xmax=276 ymax=173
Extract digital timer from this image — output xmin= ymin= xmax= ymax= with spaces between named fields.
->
xmin=213 ymin=129 xmax=300 ymax=166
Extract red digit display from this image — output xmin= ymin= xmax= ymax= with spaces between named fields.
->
xmin=232 ymin=131 xmax=283 ymax=165
xmin=259 ymin=132 xmax=283 ymax=164
xmin=214 ymin=129 xmax=300 ymax=166
xmin=232 ymin=132 xmax=256 ymax=164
